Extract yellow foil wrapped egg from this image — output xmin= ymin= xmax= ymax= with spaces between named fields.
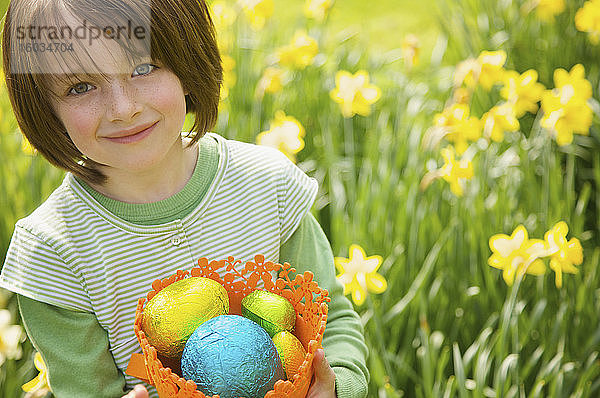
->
xmin=241 ymin=290 xmax=296 ymax=337
xmin=272 ymin=331 xmax=307 ymax=380
xmin=141 ymin=277 xmax=229 ymax=359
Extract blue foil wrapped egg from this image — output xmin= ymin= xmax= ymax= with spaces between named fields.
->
xmin=181 ymin=315 xmax=285 ymax=398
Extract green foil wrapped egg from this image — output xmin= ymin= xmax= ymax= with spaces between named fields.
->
xmin=241 ymin=290 xmax=296 ymax=337
xmin=141 ymin=277 xmax=229 ymax=359
xmin=272 ymin=331 xmax=306 ymax=380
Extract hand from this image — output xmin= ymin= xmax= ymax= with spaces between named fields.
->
xmin=306 ymin=349 xmax=336 ymax=398
xmin=122 ymin=384 xmax=149 ymax=398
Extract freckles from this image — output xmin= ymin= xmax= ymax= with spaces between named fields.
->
xmin=146 ymin=76 xmax=187 ymax=110
xmin=64 ymin=104 xmax=102 ymax=138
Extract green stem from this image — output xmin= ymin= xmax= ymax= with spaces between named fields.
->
xmin=565 ymin=151 xmax=575 ymax=222
xmin=367 ymin=295 xmax=398 ymax=387
xmin=343 ymin=116 xmax=357 ymax=214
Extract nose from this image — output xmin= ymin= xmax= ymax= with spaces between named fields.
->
xmin=106 ymin=78 xmax=142 ymax=122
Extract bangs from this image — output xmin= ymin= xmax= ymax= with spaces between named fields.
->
xmin=9 ymin=0 xmax=152 ymax=96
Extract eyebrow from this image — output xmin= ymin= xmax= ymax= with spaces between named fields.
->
xmin=47 ymin=72 xmax=104 ymax=93
xmin=45 ymin=55 xmax=159 ymax=91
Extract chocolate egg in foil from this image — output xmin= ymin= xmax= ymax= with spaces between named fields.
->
xmin=241 ymin=290 xmax=295 ymax=337
xmin=141 ymin=277 xmax=229 ymax=359
xmin=181 ymin=315 xmax=285 ymax=398
xmin=272 ymin=331 xmax=306 ymax=380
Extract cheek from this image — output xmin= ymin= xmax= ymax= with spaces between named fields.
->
xmin=57 ymin=104 xmax=102 ymax=146
xmin=145 ymin=77 xmax=187 ymax=118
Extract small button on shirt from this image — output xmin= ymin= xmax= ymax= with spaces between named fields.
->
xmin=170 ymin=235 xmax=184 ymax=246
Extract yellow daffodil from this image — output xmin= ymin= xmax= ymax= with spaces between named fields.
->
xmin=440 ymin=146 xmax=474 ymax=196
xmin=553 ymin=64 xmax=593 ymax=99
xmin=256 ymin=110 xmax=305 ymax=161
xmin=541 ymin=90 xmax=593 ymax=145
xmin=330 ymin=70 xmax=381 ymax=118
xmin=576 ymin=0 xmax=600 ymax=44
xmin=239 ymin=0 xmax=274 ymax=30
xmin=534 ymin=0 xmax=566 ymax=21
xmin=452 ymin=87 xmax=472 ymax=105
xmin=453 ymin=58 xmax=480 ymax=89
xmin=433 ymin=104 xmax=482 ymax=154
xmin=22 ymin=352 xmax=50 ymax=396
xmin=488 ymin=225 xmax=547 ymax=286
xmin=0 ymin=309 xmax=23 ymax=366
xmin=212 ymin=1 xmax=237 ymax=31
xmin=401 ymin=34 xmax=420 ymax=69
xmin=541 ymin=65 xmax=593 ymax=146
xmin=501 ymin=69 xmax=545 ymax=117
xmin=335 ymin=244 xmax=387 ymax=306
xmin=477 ymin=50 xmax=507 ymax=91
xmin=482 ymin=103 xmax=520 ymax=143
xmin=277 ymin=30 xmax=319 ymax=70
xmin=257 ymin=66 xmax=285 ymax=96
xmin=212 ymin=1 xmax=237 ymax=53
xmin=21 ymin=135 xmax=36 ymax=155
xmin=304 ymin=0 xmax=334 ymax=22
xmin=544 ymin=221 xmax=583 ymax=288
xmin=220 ymin=55 xmax=236 ymax=100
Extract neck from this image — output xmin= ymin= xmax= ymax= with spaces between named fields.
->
xmin=86 ymin=138 xmax=199 ymax=204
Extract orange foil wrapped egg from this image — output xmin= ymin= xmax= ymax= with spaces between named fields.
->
xmin=141 ymin=277 xmax=229 ymax=359
xmin=272 ymin=331 xmax=307 ymax=380
xmin=241 ymin=290 xmax=296 ymax=337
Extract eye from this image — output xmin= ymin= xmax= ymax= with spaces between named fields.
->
xmin=68 ymin=82 xmax=94 ymax=96
xmin=132 ymin=63 xmax=158 ymax=77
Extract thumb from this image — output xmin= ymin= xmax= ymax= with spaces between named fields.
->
xmin=128 ymin=384 xmax=149 ymax=398
xmin=312 ymin=349 xmax=335 ymax=383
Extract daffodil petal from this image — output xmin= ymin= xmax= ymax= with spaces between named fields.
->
xmin=554 ymin=267 xmax=563 ymax=288
xmin=512 ymin=225 xmax=528 ymax=243
xmin=490 ymin=235 xmax=516 ymax=257
xmin=22 ymin=375 xmax=44 ymax=392
xmin=488 ymin=254 xmax=506 ymax=269
xmin=567 ymin=238 xmax=584 ymax=265
xmin=334 ymin=257 xmax=348 ymax=273
xmin=524 ymin=259 xmax=546 ymax=275
xmin=366 ymin=272 xmax=387 ymax=293
xmin=351 ymin=284 xmax=366 ymax=305
xmin=503 ymin=266 xmax=516 ymax=286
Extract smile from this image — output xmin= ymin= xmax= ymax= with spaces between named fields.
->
xmin=105 ymin=121 xmax=158 ymax=144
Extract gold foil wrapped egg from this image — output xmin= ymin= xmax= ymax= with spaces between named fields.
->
xmin=272 ymin=331 xmax=306 ymax=380
xmin=141 ymin=277 xmax=229 ymax=359
xmin=241 ymin=290 xmax=296 ymax=337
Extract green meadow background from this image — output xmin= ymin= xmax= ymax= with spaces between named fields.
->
xmin=1 ymin=0 xmax=600 ymax=397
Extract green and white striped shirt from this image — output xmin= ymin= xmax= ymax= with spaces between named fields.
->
xmin=1 ymin=133 xmax=318 ymax=391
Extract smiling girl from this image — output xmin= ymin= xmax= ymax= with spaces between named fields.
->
xmin=1 ymin=0 xmax=369 ymax=397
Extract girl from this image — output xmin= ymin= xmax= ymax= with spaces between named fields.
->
xmin=1 ymin=0 xmax=369 ymax=397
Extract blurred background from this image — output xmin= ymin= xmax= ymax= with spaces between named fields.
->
xmin=1 ymin=0 xmax=600 ymax=396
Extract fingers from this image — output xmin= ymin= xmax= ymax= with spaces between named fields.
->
xmin=306 ymin=349 xmax=336 ymax=398
xmin=123 ymin=384 xmax=149 ymax=398
xmin=312 ymin=348 xmax=336 ymax=386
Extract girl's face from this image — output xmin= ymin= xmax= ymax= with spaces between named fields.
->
xmin=48 ymin=28 xmax=188 ymax=180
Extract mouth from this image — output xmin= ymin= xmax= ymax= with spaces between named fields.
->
xmin=105 ymin=121 xmax=158 ymax=144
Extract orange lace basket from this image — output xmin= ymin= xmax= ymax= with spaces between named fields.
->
xmin=126 ymin=255 xmax=330 ymax=398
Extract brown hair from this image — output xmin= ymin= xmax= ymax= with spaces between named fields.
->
xmin=2 ymin=0 xmax=222 ymax=184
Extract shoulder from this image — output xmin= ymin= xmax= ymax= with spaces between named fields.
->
xmin=15 ymin=174 xmax=87 ymax=241
xmin=215 ymin=134 xmax=298 ymax=182
xmin=223 ymin=136 xmax=291 ymax=166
